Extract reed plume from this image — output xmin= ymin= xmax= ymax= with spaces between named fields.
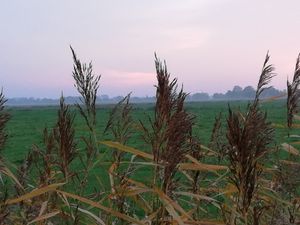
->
xmin=70 ymin=46 xmax=100 ymax=132
xmin=160 ymin=89 xmax=194 ymax=194
xmin=54 ymin=95 xmax=77 ymax=179
xmin=140 ymin=54 xmax=194 ymax=224
xmin=31 ymin=96 xmax=77 ymax=183
xmin=32 ymin=128 xmax=55 ymax=185
xmin=147 ymin=54 xmax=195 ymax=194
xmin=104 ymin=94 xmax=134 ymax=220
xmin=151 ymin=54 xmax=178 ymax=163
xmin=0 ymin=90 xmax=10 ymax=152
xmin=254 ymin=52 xmax=275 ymax=105
xmin=209 ymin=112 xmax=226 ymax=161
xmin=287 ymin=53 xmax=300 ymax=128
xmin=154 ymin=55 xmax=194 ymax=158
xmin=70 ymin=46 xmax=100 ymax=191
xmin=104 ymin=93 xmax=133 ymax=145
xmin=225 ymin=52 xmax=275 ymax=221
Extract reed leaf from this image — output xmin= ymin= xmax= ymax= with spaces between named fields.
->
xmin=5 ymin=183 xmax=65 ymax=205
xmin=57 ymin=190 xmax=145 ymax=225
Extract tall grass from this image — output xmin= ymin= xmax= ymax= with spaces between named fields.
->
xmin=223 ymin=53 xmax=275 ymax=224
xmin=0 ymin=50 xmax=299 ymax=225
xmin=0 ymin=90 xmax=10 ymax=153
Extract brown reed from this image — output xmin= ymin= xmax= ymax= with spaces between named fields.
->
xmin=225 ymin=52 xmax=275 ymax=223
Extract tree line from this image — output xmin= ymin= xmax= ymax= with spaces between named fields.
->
xmin=6 ymin=85 xmax=285 ymax=105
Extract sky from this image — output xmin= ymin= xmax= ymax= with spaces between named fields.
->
xmin=1 ymin=0 xmax=300 ymax=98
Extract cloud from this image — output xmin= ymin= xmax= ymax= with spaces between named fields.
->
xmin=99 ymin=69 xmax=157 ymax=96
xmin=102 ymin=69 xmax=156 ymax=86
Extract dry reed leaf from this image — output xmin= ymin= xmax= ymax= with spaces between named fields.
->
xmin=108 ymin=162 xmax=117 ymax=174
xmin=218 ymin=183 xmax=238 ymax=197
xmin=174 ymin=191 xmax=220 ymax=209
xmin=281 ymin=143 xmax=300 ymax=156
xmin=57 ymin=190 xmax=145 ymax=225
xmin=100 ymin=141 xmax=153 ymax=160
xmin=58 ymin=191 xmax=71 ymax=208
xmin=184 ymin=220 xmax=225 ymax=225
xmin=108 ymin=162 xmax=117 ymax=194
xmin=293 ymin=114 xmax=300 ymax=120
xmin=38 ymin=201 xmax=48 ymax=216
xmin=174 ymin=191 xmax=218 ymax=203
xmin=0 ymin=165 xmax=24 ymax=190
xmin=257 ymin=164 xmax=276 ymax=173
xmin=185 ymin=209 xmax=197 ymax=219
xmin=291 ymin=124 xmax=300 ymax=128
xmin=179 ymin=163 xmax=227 ymax=172
xmin=259 ymin=190 xmax=294 ymax=206
xmin=279 ymin=159 xmax=300 ymax=166
xmin=118 ymin=187 xmax=151 ymax=197
xmin=76 ymin=207 xmax=106 ymax=225
xmin=120 ymin=176 xmax=148 ymax=188
xmin=199 ymin=187 xmax=220 ymax=193
xmin=259 ymin=194 xmax=274 ymax=204
xmin=5 ymin=183 xmax=64 ymax=205
xmin=288 ymin=134 xmax=300 ymax=138
xmin=185 ymin=154 xmax=201 ymax=164
xmin=199 ymin=145 xmax=219 ymax=156
xmin=180 ymin=170 xmax=194 ymax=182
xmin=160 ymin=200 xmax=185 ymax=225
xmin=131 ymin=194 xmax=152 ymax=214
xmin=154 ymin=188 xmax=193 ymax=222
xmin=271 ymin=123 xmax=286 ymax=128
xmin=27 ymin=211 xmax=60 ymax=225
xmin=142 ymin=209 xmax=160 ymax=223
xmin=184 ymin=154 xmax=227 ymax=177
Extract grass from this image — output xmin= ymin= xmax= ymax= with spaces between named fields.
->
xmin=0 ymin=49 xmax=299 ymax=224
xmin=3 ymin=100 xmax=291 ymax=164
xmin=3 ymin=100 xmax=297 ymax=201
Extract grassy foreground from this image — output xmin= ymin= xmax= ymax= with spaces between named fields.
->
xmin=0 ymin=49 xmax=299 ymax=224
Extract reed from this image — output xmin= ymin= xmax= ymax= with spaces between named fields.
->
xmin=0 ymin=90 xmax=10 ymax=152
xmin=0 ymin=50 xmax=299 ymax=224
xmin=287 ymin=54 xmax=300 ymax=129
xmin=70 ymin=46 xmax=100 ymax=132
xmin=223 ymin=52 xmax=275 ymax=224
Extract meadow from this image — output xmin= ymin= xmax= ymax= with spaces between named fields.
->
xmin=0 ymin=49 xmax=299 ymax=224
xmin=3 ymin=100 xmax=292 ymax=164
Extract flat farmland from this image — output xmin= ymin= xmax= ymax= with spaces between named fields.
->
xmin=2 ymin=98 xmax=300 ymax=223
xmin=3 ymin=99 xmax=295 ymax=163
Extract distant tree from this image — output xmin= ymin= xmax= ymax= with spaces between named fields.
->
xmin=213 ymin=93 xmax=225 ymax=100
xmin=191 ymin=92 xmax=210 ymax=101
xmin=242 ymin=86 xmax=256 ymax=99
xmin=100 ymin=95 xmax=109 ymax=100
xmin=226 ymin=85 xmax=243 ymax=99
xmin=225 ymin=90 xmax=233 ymax=98
xmin=260 ymin=87 xmax=283 ymax=98
xmin=232 ymin=85 xmax=243 ymax=93
xmin=113 ymin=96 xmax=124 ymax=102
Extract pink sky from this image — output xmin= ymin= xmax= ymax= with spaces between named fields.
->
xmin=1 ymin=0 xmax=300 ymax=98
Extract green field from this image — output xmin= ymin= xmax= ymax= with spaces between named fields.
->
xmin=4 ymin=99 xmax=293 ymax=164
xmin=3 ymin=98 xmax=299 ymax=223
xmin=3 ymin=95 xmax=300 ymax=223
